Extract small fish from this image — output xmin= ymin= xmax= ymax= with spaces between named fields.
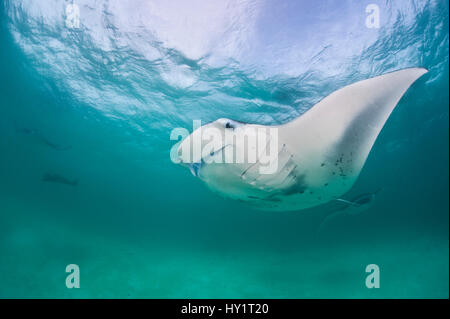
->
xmin=42 ymin=173 xmax=78 ymax=186
xmin=17 ymin=127 xmax=71 ymax=151
xmin=317 ymin=188 xmax=382 ymax=233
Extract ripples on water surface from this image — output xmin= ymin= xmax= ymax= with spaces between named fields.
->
xmin=0 ymin=0 xmax=448 ymax=298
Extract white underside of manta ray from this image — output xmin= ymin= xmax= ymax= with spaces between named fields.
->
xmin=177 ymin=68 xmax=428 ymax=211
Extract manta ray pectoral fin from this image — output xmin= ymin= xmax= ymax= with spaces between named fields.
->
xmin=281 ymin=67 xmax=428 ymax=180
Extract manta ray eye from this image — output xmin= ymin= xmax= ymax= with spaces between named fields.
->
xmin=225 ymin=122 xmax=235 ymax=129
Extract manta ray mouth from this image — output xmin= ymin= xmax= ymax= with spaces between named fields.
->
xmin=188 ymin=162 xmax=202 ymax=177
xmin=186 ymin=144 xmax=232 ymax=177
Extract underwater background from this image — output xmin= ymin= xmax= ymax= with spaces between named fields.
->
xmin=0 ymin=0 xmax=448 ymax=298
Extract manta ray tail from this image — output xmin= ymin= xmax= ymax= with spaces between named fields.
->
xmin=334 ymin=198 xmax=361 ymax=207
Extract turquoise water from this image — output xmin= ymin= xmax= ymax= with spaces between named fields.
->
xmin=0 ymin=0 xmax=448 ymax=298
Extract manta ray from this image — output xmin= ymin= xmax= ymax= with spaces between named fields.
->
xmin=177 ymin=68 xmax=428 ymax=211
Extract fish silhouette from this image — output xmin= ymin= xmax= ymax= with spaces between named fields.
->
xmin=42 ymin=173 xmax=78 ymax=186
xmin=17 ymin=127 xmax=71 ymax=151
